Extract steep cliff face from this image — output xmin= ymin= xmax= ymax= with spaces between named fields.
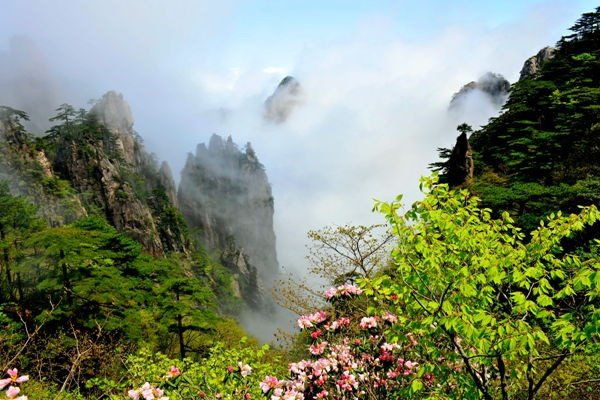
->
xmin=178 ymin=134 xmax=279 ymax=308
xmin=0 ymin=92 xmax=190 ymax=256
xmin=52 ymin=133 xmax=166 ymax=255
xmin=519 ymin=47 xmax=555 ymax=80
xmin=52 ymin=91 xmax=191 ymax=256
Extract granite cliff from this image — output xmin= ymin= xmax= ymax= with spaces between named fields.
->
xmin=178 ymin=134 xmax=279 ymax=309
xmin=0 ymin=92 xmax=189 ymax=256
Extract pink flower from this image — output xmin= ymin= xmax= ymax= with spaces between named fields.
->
xmin=297 ymin=315 xmax=313 ymax=329
xmin=324 ymin=284 xmax=362 ymax=300
xmin=5 ymin=386 xmax=21 ymax=399
xmin=407 ymin=332 xmax=418 ymax=346
xmin=337 ymin=283 xmax=362 ymax=296
xmin=128 ymin=382 xmax=168 ymax=400
xmin=165 ymin=365 xmax=181 ymax=379
xmin=309 ymin=341 xmax=328 ymax=355
xmin=238 ymin=362 xmax=252 ymax=377
xmin=0 ymin=379 xmax=10 ymax=390
xmin=271 ymin=387 xmax=284 ymax=399
xmin=260 ymin=376 xmax=280 ymax=393
xmin=310 ymin=329 xmax=322 ymax=339
xmin=309 ymin=311 xmax=327 ymax=324
xmin=381 ymin=342 xmax=400 ymax=352
xmin=359 ymin=316 xmax=377 ymax=329
xmin=382 ymin=312 xmax=398 ymax=324
xmin=1 ymin=369 xmax=28 ymax=390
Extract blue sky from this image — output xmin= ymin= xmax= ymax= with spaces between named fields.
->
xmin=0 ymin=0 xmax=598 ymax=270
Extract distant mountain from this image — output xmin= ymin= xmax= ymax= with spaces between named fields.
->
xmin=449 ymin=72 xmax=510 ymax=110
xmin=264 ymin=75 xmax=303 ymax=123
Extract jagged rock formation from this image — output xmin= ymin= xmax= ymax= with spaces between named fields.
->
xmin=178 ymin=134 xmax=279 ymax=308
xmin=519 ymin=47 xmax=555 ymax=80
xmin=55 ymin=91 xmax=190 ymax=256
xmin=52 ymin=135 xmax=166 ymax=255
xmin=89 ymin=91 xmax=140 ymax=165
xmin=449 ymin=72 xmax=510 ymax=109
xmin=0 ymin=92 xmax=190 ymax=256
xmin=445 ymin=132 xmax=474 ymax=187
xmin=264 ymin=76 xmax=303 ymax=123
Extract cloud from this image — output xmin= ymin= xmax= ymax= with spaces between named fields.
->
xmin=0 ymin=0 xmax=594 ymax=288
xmin=0 ymin=35 xmax=61 ymax=132
xmin=262 ymin=67 xmax=289 ymax=75
xmin=194 ymin=2 xmax=587 ymax=274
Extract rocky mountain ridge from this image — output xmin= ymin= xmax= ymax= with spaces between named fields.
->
xmin=0 ymin=91 xmax=279 ymax=313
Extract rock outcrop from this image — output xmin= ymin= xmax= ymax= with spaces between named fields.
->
xmin=519 ymin=47 xmax=555 ymax=80
xmin=0 ymin=91 xmax=191 ymax=256
xmin=178 ymin=134 xmax=279 ymax=308
xmin=89 ymin=91 xmax=138 ymax=165
xmin=450 ymin=72 xmax=510 ymax=109
xmin=264 ymin=76 xmax=303 ymax=123
xmin=445 ymin=132 xmax=474 ymax=187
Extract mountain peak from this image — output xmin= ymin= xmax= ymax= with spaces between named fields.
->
xmin=89 ymin=91 xmax=134 ymax=134
xmin=449 ymin=72 xmax=510 ymax=109
xmin=264 ymin=76 xmax=303 ymax=123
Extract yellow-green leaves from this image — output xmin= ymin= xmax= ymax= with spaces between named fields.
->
xmin=372 ymin=175 xmax=600 ymax=399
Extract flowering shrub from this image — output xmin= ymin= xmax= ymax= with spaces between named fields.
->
xmin=128 ymin=382 xmax=168 ymax=400
xmin=0 ymin=369 xmax=29 ymax=400
xmin=262 ymin=284 xmax=437 ymax=400
xmin=85 ymin=339 xmax=284 ymax=399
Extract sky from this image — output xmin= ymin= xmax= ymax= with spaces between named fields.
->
xmin=0 ymin=0 xmax=598 ymax=273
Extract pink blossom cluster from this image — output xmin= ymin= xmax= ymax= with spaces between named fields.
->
xmin=297 ymin=311 xmax=327 ymax=329
xmin=264 ymin=305 xmax=422 ymax=400
xmin=0 ymin=369 xmax=28 ymax=400
xmin=128 ymin=382 xmax=169 ymax=400
xmin=323 ymin=284 xmax=363 ymax=300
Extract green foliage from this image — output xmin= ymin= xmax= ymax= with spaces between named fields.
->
xmin=148 ymin=187 xmax=191 ymax=253
xmin=87 ymin=340 xmax=284 ymax=399
xmin=0 ymin=190 xmax=229 ymax=391
xmin=369 ymin=176 xmax=600 ymax=399
xmin=46 ymin=104 xmax=122 ymax=163
xmin=0 ymin=182 xmax=46 ymax=304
